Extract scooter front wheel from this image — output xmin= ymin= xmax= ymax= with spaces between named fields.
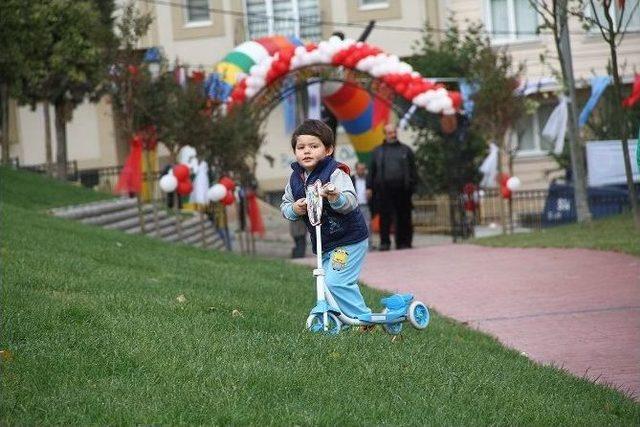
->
xmin=306 ymin=312 xmax=342 ymax=335
xmin=407 ymin=301 xmax=430 ymax=330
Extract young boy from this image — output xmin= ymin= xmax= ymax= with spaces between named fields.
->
xmin=281 ymin=119 xmax=372 ymax=321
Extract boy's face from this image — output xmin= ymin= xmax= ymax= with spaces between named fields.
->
xmin=295 ymin=135 xmax=333 ymax=172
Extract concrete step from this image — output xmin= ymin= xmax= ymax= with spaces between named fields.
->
xmin=183 ymin=226 xmax=217 ymax=245
xmin=146 ymin=215 xmax=202 ymax=238
xmin=51 ymin=197 xmax=138 ymax=220
xmin=162 ymin=218 xmax=210 ymax=243
xmin=103 ymin=208 xmax=167 ymax=232
xmin=194 ymin=235 xmax=227 ymax=250
xmin=81 ymin=204 xmax=158 ymax=227
xmin=126 ymin=213 xmax=175 ymax=235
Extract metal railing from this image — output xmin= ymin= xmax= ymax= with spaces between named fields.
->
xmin=413 ymin=187 xmax=632 ymax=239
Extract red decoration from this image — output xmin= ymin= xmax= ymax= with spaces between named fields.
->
xmin=221 ymin=190 xmax=235 ymax=206
xmin=219 ymin=176 xmax=236 ymax=191
xmin=190 ymin=70 xmax=205 ymax=83
xmin=172 ymin=164 xmax=190 ymax=182
xmin=622 ymin=74 xmax=640 ymax=108
xmin=246 ymin=190 xmax=265 ymax=237
xmin=114 ymin=137 xmax=143 ymax=195
xmin=498 ymin=173 xmax=512 ymax=200
xmin=177 ymin=180 xmax=193 ymax=196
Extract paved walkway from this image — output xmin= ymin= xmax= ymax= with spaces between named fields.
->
xmin=296 ymin=244 xmax=640 ymax=399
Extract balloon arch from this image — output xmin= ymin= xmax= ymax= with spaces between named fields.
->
xmin=208 ymin=35 xmax=462 ymax=162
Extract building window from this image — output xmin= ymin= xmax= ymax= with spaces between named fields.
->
xmin=512 ymin=104 xmax=555 ymax=154
xmin=486 ymin=0 xmax=538 ymax=42
xmin=359 ymin=0 xmax=389 ymax=10
xmin=588 ymin=0 xmax=640 ymax=31
xmin=246 ymin=0 xmax=321 ymax=41
xmin=185 ymin=0 xmax=211 ymax=25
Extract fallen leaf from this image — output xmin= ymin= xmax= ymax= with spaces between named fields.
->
xmin=176 ymin=294 xmax=187 ymax=303
xmin=116 ymin=242 xmax=123 ymax=247
xmin=0 ymin=350 xmax=13 ymax=362
xmin=231 ymin=309 xmax=243 ymax=317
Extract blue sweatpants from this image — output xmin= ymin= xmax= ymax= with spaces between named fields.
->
xmin=323 ymin=239 xmax=371 ymax=319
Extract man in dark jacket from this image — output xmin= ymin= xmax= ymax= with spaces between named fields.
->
xmin=367 ymin=123 xmax=418 ymax=250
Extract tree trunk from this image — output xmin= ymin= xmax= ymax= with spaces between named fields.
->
xmin=54 ymin=101 xmax=68 ymax=179
xmin=556 ymin=0 xmax=592 ymax=224
xmin=1 ymin=83 xmax=10 ymax=165
xmin=606 ymin=16 xmax=640 ymax=228
xmin=43 ymin=101 xmax=53 ymax=176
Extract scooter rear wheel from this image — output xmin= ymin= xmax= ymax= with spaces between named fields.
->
xmin=381 ymin=309 xmax=403 ymax=335
xmin=408 ymin=301 xmax=430 ymax=329
xmin=306 ymin=312 xmax=342 ymax=335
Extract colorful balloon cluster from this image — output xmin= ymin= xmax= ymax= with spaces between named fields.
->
xmin=207 ymin=176 xmax=236 ymax=206
xmin=159 ymin=164 xmax=192 ymax=196
xmin=227 ymin=35 xmax=461 ymax=116
xmin=498 ymin=173 xmax=521 ymax=200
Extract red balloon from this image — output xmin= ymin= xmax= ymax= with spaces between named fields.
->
xmin=501 ymin=186 xmax=512 ymax=200
xmin=219 ymin=176 xmax=236 ymax=191
xmin=498 ymin=172 xmax=510 ymax=187
xmin=172 ymin=164 xmax=190 ymax=182
xmin=177 ymin=180 xmax=193 ymax=196
xmin=221 ymin=190 xmax=235 ymax=205
xmin=449 ymin=91 xmax=463 ymax=110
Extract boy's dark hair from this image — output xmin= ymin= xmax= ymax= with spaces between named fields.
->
xmin=290 ymin=119 xmax=335 ymax=151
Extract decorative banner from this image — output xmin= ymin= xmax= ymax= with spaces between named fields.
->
xmin=190 ymin=161 xmax=210 ymax=205
xmin=542 ymin=96 xmax=568 ymax=155
xmin=115 ymin=136 xmax=143 ymax=195
xmin=586 ymin=139 xmax=640 ymax=186
xmin=246 ymin=189 xmax=265 ymax=236
xmin=283 ymin=76 xmax=297 ymax=133
xmin=479 ymin=142 xmax=499 ymax=188
xmin=579 ymin=76 xmax=611 ymax=127
xmin=622 ymin=74 xmax=640 ymax=108
xmin=307 ymin=78 xmax=322 ymax=120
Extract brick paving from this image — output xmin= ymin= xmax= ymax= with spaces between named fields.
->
xmin=295 ymin=244 xmax=640 ymax=399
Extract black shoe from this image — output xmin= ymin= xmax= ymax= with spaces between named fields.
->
xmin=379 ymin=243 xmax=390 ymax=251
xmin=396 ymin=244 xmax=412 ymax=250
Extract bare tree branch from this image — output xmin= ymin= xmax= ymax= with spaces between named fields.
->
xmin=618 ymin=0 xmax=640 ymax=45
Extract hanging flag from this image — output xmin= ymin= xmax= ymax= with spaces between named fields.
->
xmin=307 ymin=78 xmax=322 ymax=120
xmin=115 ymin=136 xmax=143 ymax=195
xmin=246 ymin=190 xmax=265 ymax=237
xmin=190 ymin=161 xmax=210 ymax=205
xmin=622 ymin=74 xmax=640 ymax=108
xmin=283 ymin=77 xmax=297 ymax=133
xmin=459 ymin=80 xmax=478 ymax=117
xmin=542 ymin=96 xmax=568 ymax=155
xmin=579 ymin=76 xmax=611 ymax=127
xmin=479 ymin=142 xmax=499 ymax=188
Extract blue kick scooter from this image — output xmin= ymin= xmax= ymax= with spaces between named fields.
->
xmin=304 ymin=180 xmax=430 ymax=336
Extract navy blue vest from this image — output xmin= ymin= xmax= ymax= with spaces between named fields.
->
xmin=290 ymin=157 xmax=369 ymax=254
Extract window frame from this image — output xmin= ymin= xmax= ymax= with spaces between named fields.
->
xmin=512 ymin=103 xmax=557 ymax=157
xmin=358 ymin=0 xmax=390 ymax=11
xmin=245 ymin=0 xmax=322 ymax=40
xmin=184 ymin=0 xmax=212 ymax=27
xmin=484 ymin=0 xmax=540 ymax=45
xmin=584 ymin=0 xmax=640 ymax=34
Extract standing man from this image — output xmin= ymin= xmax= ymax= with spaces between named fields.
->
xmin=368 ymin=123 xmax=418 ymax=251
xmin=351 ymin=162 xmax=373 ymax=249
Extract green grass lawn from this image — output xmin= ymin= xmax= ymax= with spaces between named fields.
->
xmin=474 ymin=213 xmax=640 ymax=256
xmin=2 ymin=168 xmax=639 ymax=425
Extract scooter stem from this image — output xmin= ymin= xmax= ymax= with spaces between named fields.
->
xmin=314 ymin=224 xmax=328 ymax=330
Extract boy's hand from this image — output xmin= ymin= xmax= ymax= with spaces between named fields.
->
xmin=293 ymin=198 xmax=307 ymax=216
xmin=321 ymin=183 xmax=339 ymax=202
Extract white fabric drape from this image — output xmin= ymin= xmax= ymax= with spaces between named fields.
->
xmin=479 ymin=142 xmax=499 ymax=188
xmin=542 ymin=96 xmax=568 ymax=155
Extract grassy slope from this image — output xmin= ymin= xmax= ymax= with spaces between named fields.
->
xmin=1 ymin=168 xmax=639 ymax=425
xmin=474 ymin=214 xmax=640 ymax=257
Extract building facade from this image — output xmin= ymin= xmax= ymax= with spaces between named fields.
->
xmin=7 ymin=0 xmax=639 ymax=192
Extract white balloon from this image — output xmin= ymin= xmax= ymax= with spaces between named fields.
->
xmin=207 ymin=183 xmax=228 ymax=202
xmin=159 ymin=174 xmax=178 ymax=193
xmin=245 ymin=86 xmax=256 ymax=98
xmin=506 ymin=176 xmax=521 ymax=191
